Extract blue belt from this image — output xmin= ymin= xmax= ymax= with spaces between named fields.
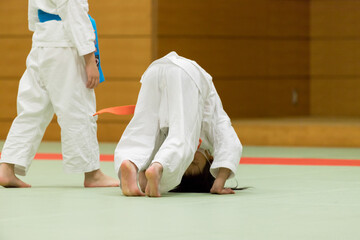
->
xmin=38 ymin=10 xmax=105 ymax=83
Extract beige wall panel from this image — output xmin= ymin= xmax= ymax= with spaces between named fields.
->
xmin=1 ymin=37 xmax=152 ymax=80
xmin=0 ymin=118 xmax=131 ymax=143
xmin=0 ymin=0 xmax=151 ymax=36
xmin=266 ymin=0 xmax=309 ymax=37
xmin=89 ymin=0 xmax=152 ymax=36
xmin=311 ymin=40 xmax=360 ymax=76
xmin=311 ymin=0 xmax=360 ymax=38
xmin=0 ymin=80 xmax=59 ymax=141
xmin=5 ymin=119 xmax=360 ymax=146
xmin=310 ymin=1 xmax=360 ymax=117
xmin=0 ymin=37 xmax=151 ymax=79
xmin=234 ymin=118 xmax=360 ymax=147
xmin=158 ymin=38 xmax=308 ymax=77
xmin=0 ymin=1 xmax=29 ymax=35
xmin=0 ymin=120 xmax=60 ymax=141
xmin=310 ymin=78 xmax=360 ymax=116
xmin=214 ymin=79 xmax=309 ymax=118
xmin=0 ymin=80 xmax=141 ymax=119
xmin=0 ymin=121 xmax=12 ymax=140
xmin=0 ymin=117 xmax=131 ymax=142
xmin=0 ymin=80 xmax=18 ymax=120
xmin=0 ymin=38 xmax=31 ymax=78
xmin=41 ymin=122 xmax=61 ymax=141
xmin=158 ymin=0 xmax=308 ymax=37
xmin=0 ymin=80 xmax=141 ymax=140
xmin=97 ymin=122 xmax=130 ymax=142
xmin=101 ymin=38 xmax=152 ymax=79
xmin=95 ymin=80 xmax=141 ymax=121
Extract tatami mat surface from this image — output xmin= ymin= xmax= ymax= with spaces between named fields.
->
xmin=1 ymin=142 xmax=359 ymax=240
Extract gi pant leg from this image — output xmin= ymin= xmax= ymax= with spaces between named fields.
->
xmin=115 ymin=63 xmax=202 ymax=193
xmin=114 ymin=64 xmax=163 ymax=175
xmin=0 ymin=48 xmax=54 ymax=176
xmin=42 ymin=47 xmax=100 ymax=173
xmin=152 ymin=65 xmax=202 ymax=192
xmin=0 ymin=47 xmax=100 ymax=175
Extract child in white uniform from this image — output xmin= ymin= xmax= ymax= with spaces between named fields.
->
xmin=115 ymin=52 xmax=242 ymax=197
xmin=0 ymin=0 xmax=119 ymax=188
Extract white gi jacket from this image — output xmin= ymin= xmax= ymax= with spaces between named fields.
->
xmin=28 ymin=0 xmax=95 ymax=56
xmin=115 ymin=52 xmax=242 ymax=192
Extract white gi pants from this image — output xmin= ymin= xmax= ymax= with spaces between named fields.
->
xmin=0 ymin=47 xmax=100 ymax=176
xmin=115 ymin=63 xmax=203 ymax=193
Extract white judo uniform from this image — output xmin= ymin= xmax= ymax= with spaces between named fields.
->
xmin=115 ymin=52 xmax=242 ymax=193
xmin=0 ymin=0 xmax=100 ymax=175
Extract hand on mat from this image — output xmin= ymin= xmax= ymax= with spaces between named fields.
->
xmin=210 ymin=168 xmax=235 ymax=194
xmin=84 ymin=52 xmax=100 ymax=89
xmin=210 ymin=186 xmax=235 ymax=195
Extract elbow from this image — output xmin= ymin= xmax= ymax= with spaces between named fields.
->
xmin=232 ymin=137 xmax=242 ymax=158
xmin=237 ymin=139 xmax=243 ymax=157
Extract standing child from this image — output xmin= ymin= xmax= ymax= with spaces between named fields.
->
xmin=0 ymin=0 xmax=119 ymax=188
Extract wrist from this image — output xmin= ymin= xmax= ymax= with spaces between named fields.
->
xmin=212 ymin=168 xmax=231 ymax=189
xmin=213 ymin=178 xmax=226 ymax=189
xmin=84 ymin=52 xmax=96 ymax=65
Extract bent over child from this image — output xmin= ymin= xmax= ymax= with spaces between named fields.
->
xmin=115 ymin=52 xmax=242 ymax=197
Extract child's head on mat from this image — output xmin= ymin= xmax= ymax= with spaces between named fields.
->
xmin=171 ymin=149 xmax=215 ymax=193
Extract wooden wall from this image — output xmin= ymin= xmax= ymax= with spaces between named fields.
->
xmin=156 ymin=0 xmax=310 ymax=118
xmin=0 ymin=0 xmax=153 ymax=142
xmin=88 ymin=0 xmax=153 ymax=141
xmin=0 ymin=1 xmax=31 ymax=140
xmin=10 ymin=1 xmax=360 ymax=144
xmin=310 ymin=0 xmax=360 ymax=116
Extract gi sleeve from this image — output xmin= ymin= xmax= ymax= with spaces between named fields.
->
xmin=206 ymin=85 xmax=242 ymax=179
xmin=55 ymin=0 xmax=96 ymax=56
xmin=28 ymin=0 xmax=38 ymax=31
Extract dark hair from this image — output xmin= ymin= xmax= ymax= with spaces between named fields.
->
xmin=170 ymin=159 xmax=215 ymax=193
xmin=170 ymin=160 xmax=251 ymax=193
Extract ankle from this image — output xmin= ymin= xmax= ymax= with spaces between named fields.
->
xmin=0 ymin=163 xmax=15 ymax=173
xmin=84 ymin=169 xmax=103 ymax=180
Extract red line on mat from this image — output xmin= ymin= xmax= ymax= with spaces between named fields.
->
xmin=240 ymin=157 xmax=360 ymax=166
xmin=0 ymin=153 xmax=114 ymax=162
xmin=33 ymin=153 xmax=115 ymax=161
xmin=1 ymin=152 xmax=360 ymax=166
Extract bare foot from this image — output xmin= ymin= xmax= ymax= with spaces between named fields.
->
xmin=119 ymin=160 xmax=145 ymax=196
xmin=0 ymin=163 xmax=31 ymax=188
xmin=138 ymin=171 xmax=147 ymax=192
xmin=84 ymin=169 xmax=120 ymax=188
xmin=145 ymin=162 xmax=163 ymax=197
